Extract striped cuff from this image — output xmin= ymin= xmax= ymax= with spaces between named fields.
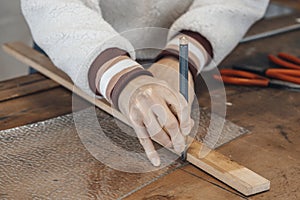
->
xmin=111 ymin=68 xmax=153 ymax=111
xmin=156 ymin=31 xmax=213 ymax=79
xmin=88 ymin=48 xmax=153 ymax=108
xmin=88 ymin=48 xmax=129 ymax=95
xmin=97 ymin=57 xmax=141 ymax=100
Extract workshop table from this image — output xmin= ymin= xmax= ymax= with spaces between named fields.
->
xmin=1 ymin=1 xmax=300 ymax=199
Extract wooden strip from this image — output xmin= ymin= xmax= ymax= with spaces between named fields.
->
xmin=187 ymin=139 xmax=270 ymax=195
xmin=2 ymin=42 xmax=270 ymax=196
xmin=2 ymin=42 xmax=127 ymax=125
xmin=0 ymin=73 xmax=45 ymax=91
xmin=0 ymin=79 xmax=59 ymax=102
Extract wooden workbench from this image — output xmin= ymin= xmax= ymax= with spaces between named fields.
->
xmin=1 ymin=1 xmax=300 ymax=199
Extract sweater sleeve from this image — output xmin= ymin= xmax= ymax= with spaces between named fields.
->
xmin=168 ymin=0 xmax=269 ymax=71
xmin=21 ymin=0 xmax=136 ymax=97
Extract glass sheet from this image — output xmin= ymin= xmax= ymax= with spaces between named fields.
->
xmin=0 ymin=109 xmax=182 ymax=199
xmin=0 ymin=107 xmax=247 ymax=199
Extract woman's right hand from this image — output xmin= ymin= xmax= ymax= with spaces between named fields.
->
xmin=118 ymin=75 xmax=194 ymax=166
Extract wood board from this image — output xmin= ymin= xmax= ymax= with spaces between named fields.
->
xmin=2 ymin=42 xmax=270 ymax=196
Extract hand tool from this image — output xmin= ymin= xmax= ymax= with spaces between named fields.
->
xmin=240 ymin=18 xmax=300 ymax=43
xmin=269 ymin=52 xmax=300 ymax=69
xmin=214 ymin=69 xmax=300 ymax=90
xmin=179 ymin=36 xmax=189 ymax=161
xmin=235 ymin=53 xmax=300 ymax=84
xmin=214 ymin=53 xmax=300 ymax=89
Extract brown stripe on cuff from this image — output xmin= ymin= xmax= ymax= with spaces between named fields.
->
xmin=155 ymin=49 xmax=198 ymax=81
xmin=180 ymin=30 xmax=213 ymax=59
xmin=111 ymin=69 xmax=153 ymax=111
xmin=88 ymin=48 xmax=129 ymax=95
xmin=105 ymin=65 xmax=141 ymax=103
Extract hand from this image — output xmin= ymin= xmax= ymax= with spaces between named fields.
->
xmin=148 ymin=57 xmax=195 ymax=106
xmin=118 ymin=75 xmax=194 ymax=166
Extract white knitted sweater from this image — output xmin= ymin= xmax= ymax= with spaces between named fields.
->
xmin=21 ymin=0 xmax=269 ymax=95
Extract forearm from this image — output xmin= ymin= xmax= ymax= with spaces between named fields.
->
xmin=21 ymin=0 xmax=134 ymax=96
xmin=169 ymin=0 xmax=269 ymax=70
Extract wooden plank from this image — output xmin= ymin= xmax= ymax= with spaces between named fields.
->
xmin=124 ymin=166 xmax=242 ymax=200
xmin=0 ymin=73 xmax=45 ymax=91
xmin=2 ymin=42 xmax=270 ymax=196
xmin=0 ymin=79 xmax=59 ymax=102
xmin=273 ymin=0 xmax=300 ymax=10
xmin=0 ymin=87 xmax=90 ymax=131
xmin=219 ymin=87 xmax=300 ymax=200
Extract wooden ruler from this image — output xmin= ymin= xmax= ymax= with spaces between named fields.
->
xmin=3 ymin=42 xmax=270 ymax=196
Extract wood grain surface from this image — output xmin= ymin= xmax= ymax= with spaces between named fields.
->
xmin=0 ymin=73 xmax=90 ymax=131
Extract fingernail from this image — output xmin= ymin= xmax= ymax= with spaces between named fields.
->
xmin=151 ymin=157 xmax=161 ymax=167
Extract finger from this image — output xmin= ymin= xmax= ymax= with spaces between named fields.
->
xmin=143 ymin=112 xmax=172 ymax=148
xmin=140 ymin=98 xmax=172 ymax=148
xmin=128 ymin=106 xmax=144 ymax=129
xmin=151 ymin=129 xmax=173 ymax=149
xmin=153 ymin=102 xmax=185 ymax=153
xmin=162 ymin=90 xmax=194 ymax=136
xmin=133 ymin=126 xmax=161 ymax=167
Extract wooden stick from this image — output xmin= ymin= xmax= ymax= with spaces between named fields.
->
xmin=2 ymin=42 xmax=270 ymax=196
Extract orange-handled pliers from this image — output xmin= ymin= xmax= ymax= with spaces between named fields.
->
xmin=215 ymin=52 xmax=300 ymax=89
xmin=214 ymin=69 xmax=300 ymax=89
xmin=267 ymin=53 xmax=300 ymax=84
xmin=214 ymin=69 xmax=269 ymax=86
